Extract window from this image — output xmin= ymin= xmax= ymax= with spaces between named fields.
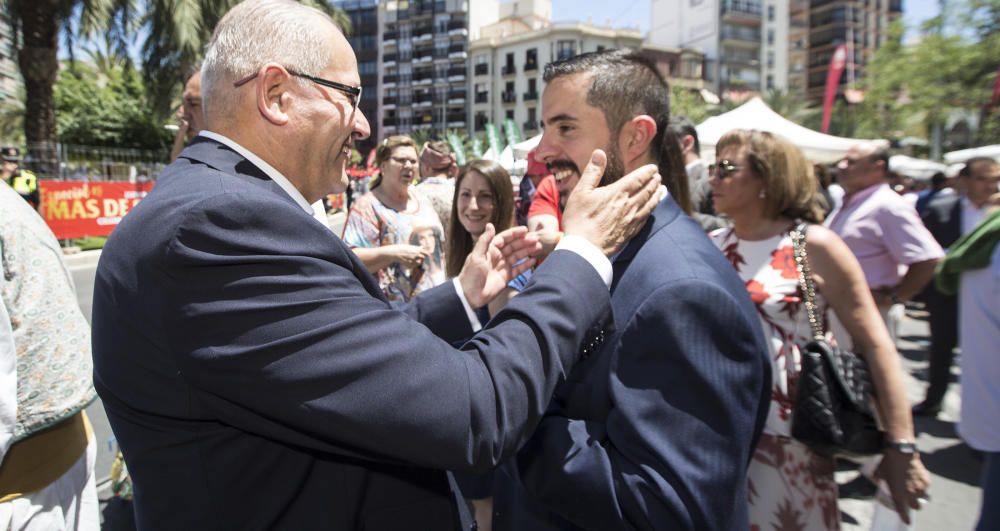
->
xmin=767 ymin=51 xmax=774 ymax=68
xmin=528 ymin=78 xmax=536 ymax=93
xmin=525 ymin=48 xmax=538 ymax=70
xmin=767 ymin=30 xmax=774 ymax=45
xmin=767 ymin=4 xmax=774 ymax=21
xmin=527 ymin=107 xmax=536 ymax=126
xmin=556 ymin=40 xmax=575 ymax=61
xmin=506 ymin=109 xmax=515 ymax=120
xmin=766 ymin=75 xmax=774 ymax=90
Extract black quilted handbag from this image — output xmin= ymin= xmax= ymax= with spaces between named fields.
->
xmin=788 ymin=224 xmax=885 ymax=458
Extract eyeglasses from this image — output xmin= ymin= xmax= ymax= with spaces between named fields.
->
xmin=233 ymin=69 xmax=362 ymax=112
xmin=710 ymin=160 xmax=743 ymax=180
xmin=389 ymin=156 xmax=418 ymax=166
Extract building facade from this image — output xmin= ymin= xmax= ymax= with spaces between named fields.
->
xmin=335 ymin=0 xmax=381 ymax=153
xmin=468 ymin=19 xmax=646 ymax=137
xmin=806 ymin=0 xmax=902 ymax=102
xmin=0 ymin=11 xmax=21 ymax=103
xmin=378 ymin=0 xmax=496 ymax=138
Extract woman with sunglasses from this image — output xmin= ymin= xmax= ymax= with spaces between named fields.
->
xmin=342 ymin=135 xmax=446 ymax=301
xmin=708 ymin=130 xmax=929 ymax=530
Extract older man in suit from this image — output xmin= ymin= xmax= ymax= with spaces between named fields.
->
xmin=90 ymin=2 xmax=663 ymax=529
xmin=487 ymin=50 xmax=772 ymax=530
xmin=915 ymin=156 xmax=1000 ymax=416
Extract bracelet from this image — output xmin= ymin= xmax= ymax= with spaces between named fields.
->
xmin=885 ymin=438 xmax=918 ymax=454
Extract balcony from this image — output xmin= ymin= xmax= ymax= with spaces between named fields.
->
xmin=475 ymin=93 xmax=488 ymax=104
xmin=502 ymin=65 xmax=516 ymax=76
xmin=413 ymin=74 xmax=434 ymax=85
xmin=720 ymin=28 xmax=762 ymax=45
xmin=501 ymin=91 xmax=516 ymax=104
xmin=415 ymin=23 xmax=434 ymax=35
xmin=383 ymin=74 xmax=398 ymax=87
xmin=414 ymin=52 xmax=433 ymax=64
xmin=448 ymin=92 xmax=467 ymax=104
xmin=447 ymin=18 xmax=468 ymax=31
xmin=383 ymin=53 xmax=397 ymax=66
xmin=448 ymin=67 xmax=466 ymax=81
xmin=474 ymin=63 xmax=489 ymax=76
xmin=721 ymin=3 xmax=762 ymax=20
xmin=383 ymin=96 xmax=397 ymax=106
xmin=524 ymin=61 xmax=538 ymax=72
xmin=523 ymin=91 xmax=538 ymax=101
xmin=523 ymin=120 xmax=538 ymax=132
xmin=446 ymin=113 xmax=465 ymax=123
xmin=383 ymin=31 xmax=398 ymax=45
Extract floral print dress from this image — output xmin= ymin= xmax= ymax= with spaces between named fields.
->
xmin=711 ymin=227 xmax=840 ymax=531
xmin=342 ymin=190 xmax=446 ymax=302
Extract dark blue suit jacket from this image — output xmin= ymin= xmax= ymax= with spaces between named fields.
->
xmin=492 ymin=196 xmax=771 ymax=530
xmin=91 ymin=137 xmax=613 ymax=530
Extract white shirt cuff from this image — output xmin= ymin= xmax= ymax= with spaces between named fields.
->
xmin=556 ymin=235 xmax=613 ymax=289
xmin=452 ymin=278 xmax=483 ymax=332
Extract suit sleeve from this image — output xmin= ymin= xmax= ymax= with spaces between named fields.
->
xmin=162 ymin=192 xmax=610 ymax=472
xmin=516 ymin=280 xmax=768 ymax=530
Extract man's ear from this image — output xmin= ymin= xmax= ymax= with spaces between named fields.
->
xmin=681 ymin=134 xmax=695 ymax=155
xmin=619 ymin=115 xmax=657 ymax=165
xmin=257 ymin=65 xmax=293 ymax=126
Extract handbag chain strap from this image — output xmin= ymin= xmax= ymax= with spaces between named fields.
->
xmin=789 ymin=223 xmax=825 ymax=341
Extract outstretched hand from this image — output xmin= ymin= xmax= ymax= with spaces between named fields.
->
xmin=458 ymin=224 xmax=541 ymax=309
xmin=561 ymin=149 xmax=662 ymax=256
xmin=876 ymin=451 xmax=931 ymax=524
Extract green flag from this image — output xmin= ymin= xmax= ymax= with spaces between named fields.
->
xmin=503 ymin=118 xmax=523 ymax=146
xmin=447 ymin=132 xmax=467 ymax=166
xmin=470 ymin=136 xmax=484 ymax=159
xmin=485 ymin=123 xmax=505 ymax=161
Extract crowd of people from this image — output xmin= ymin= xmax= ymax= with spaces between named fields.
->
xmin=1 ymin=0 xmax=999 ymax=529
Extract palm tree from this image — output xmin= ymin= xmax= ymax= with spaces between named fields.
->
xmin=3 ymin=0 xmax=349 ymax=175
xmin=139 ymin=0 xmax=351 ymax=117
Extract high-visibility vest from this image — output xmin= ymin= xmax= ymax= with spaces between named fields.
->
xmin=10 ymin=170 xmax=36 ymax=195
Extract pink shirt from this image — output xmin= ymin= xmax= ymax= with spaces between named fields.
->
xmin=825 ymin=183 xmax=944 ymax=289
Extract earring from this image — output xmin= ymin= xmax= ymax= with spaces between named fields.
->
xmin=758 ymin=189 xmax=767 ymax=199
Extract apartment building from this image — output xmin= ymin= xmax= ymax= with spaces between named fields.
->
xmin=806 ymin=0 xmax=902 ymax=102
xmin=650 ymin=0 xmax=807 ymax=98
xmin=378 ymin=0 xmax=501 ymax=138
xmin=0 ymin=11 xmax=21 ymax=102
xmin=469 ymin=21 xmax=645 ymax=136
xmin=335 ymin=0 xmax=381 ymax=153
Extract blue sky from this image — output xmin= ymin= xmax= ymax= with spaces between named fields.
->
xmin=551 ymin=0 xmax=943 ymax=37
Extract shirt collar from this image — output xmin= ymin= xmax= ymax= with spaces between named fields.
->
xmin=198 ymin=130 xmax=314 ymax=214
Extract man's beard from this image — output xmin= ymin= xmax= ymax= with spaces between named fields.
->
xmin=599 ymin=145 xmax=626 ymax=187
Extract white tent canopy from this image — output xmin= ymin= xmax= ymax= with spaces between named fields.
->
xmin=943 ymin=144 xmax=1000 ymax=165
xmin=888 ymin=155 xmax=947 ymax=182
xmin=696 ymin=97 xmax=883 ymax=164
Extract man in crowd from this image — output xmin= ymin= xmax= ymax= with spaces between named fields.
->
xmin=0 ymin=147 xmax=38 ymax=208
xmin=0 ymin=180 xmax=98 ymax=529
xmin=168 ymin=67 xmax=204 ymax=162
xmin=515 ymin=149 xmax=550 ymax=226
xmin=914 ymin=157 xmax=1000 ymax=416
xmin=415 ymin=140 xmax=458 ymax=230
xmin=667 ymin=116 xmax=728 ymax=231
xmin=933 ymin=180 xmax=1000 ymax=530
xmin=826 ymin=142 xmax=943 ymax=342
xmin=91 ymin=1 xmax=661 ymax=528
xmin=489 ymin=49 xmax=771 ymax=530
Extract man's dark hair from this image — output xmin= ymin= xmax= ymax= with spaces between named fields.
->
xmin=668 ymin=115 xmax=700 ymax=155
xmin=959 ymin=157 xmax=999 ymax=178
xmin=543 ymin=49 xmax=691 ymax=214
xmin=930 ymin=172 xmax=946 ymax=188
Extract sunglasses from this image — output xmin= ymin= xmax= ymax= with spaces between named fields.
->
xmin=709 ymin=160 xmax=743 ymax=180
xmin=233 ymin=69 xmax=362 ymax=112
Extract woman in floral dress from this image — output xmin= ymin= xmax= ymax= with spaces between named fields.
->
xmin=343 ymin=135 xmax=446 ymax=301
xmin=708 ymin=130 xmax=930 ymax=530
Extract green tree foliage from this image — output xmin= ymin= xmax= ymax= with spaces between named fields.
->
xmin=54 ymin=61 xmax=171 ymax=150
xmin=860 ymin=6 xmax=1000 ymax=148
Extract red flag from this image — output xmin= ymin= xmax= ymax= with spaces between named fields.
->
xmin=990 ymin=63 xmax=1000 ymax=108
xmin=821 ymin=45 xmax=848 ymax=133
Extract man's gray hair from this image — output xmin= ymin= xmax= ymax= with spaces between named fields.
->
xmin=201 ymin=0 xmax=341 ymax=121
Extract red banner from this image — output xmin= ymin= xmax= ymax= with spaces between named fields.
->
xmin=821 ymin=44 xmax=848 ymax=133
xmin=39 ymin=181 xmax=154 ymax=239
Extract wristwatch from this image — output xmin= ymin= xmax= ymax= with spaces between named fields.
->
xmin=885 ymin=438 xmax=918 ymax=454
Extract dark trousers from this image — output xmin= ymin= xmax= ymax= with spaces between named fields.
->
xmin=923 ymin=287 xmax=958 ymax=405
